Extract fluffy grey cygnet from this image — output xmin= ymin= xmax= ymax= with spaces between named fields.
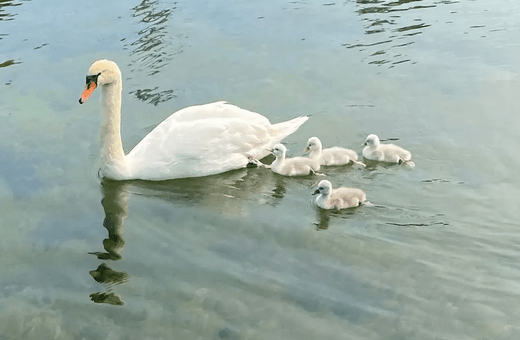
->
xmin=362 ymin=134 xmax=414 ymax=167
xmin=313 ymin=180 xmax=367 ymax=209
xmin=270 ymin=144 xmax=320 ymax=176
xmin=305 ymin=137 xmax=365 ymax=167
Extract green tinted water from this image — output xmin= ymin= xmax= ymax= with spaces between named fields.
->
xmin=1 ymin=0 xmax=519 ymax=339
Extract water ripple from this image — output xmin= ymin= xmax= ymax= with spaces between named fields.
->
xmin=0 ymin=0 xmax=21 ymax=23
xmin=129 ymin=87 xmax=177 ymax=106
xmin=344 ymin=0 xmax=455 ymax=67
xmin=126 ymin=0 xmax=186 ymax=105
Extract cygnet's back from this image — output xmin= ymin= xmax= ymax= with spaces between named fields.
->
xmin=305 ymin=137 xmax=365 ymax=167
xmin=270 ymin=144 xmax=320 ymax=176
xmin=313 ymin=180 xmax=366 ymax=209
xmin=362 ymin=134 xmax=413 ymax=165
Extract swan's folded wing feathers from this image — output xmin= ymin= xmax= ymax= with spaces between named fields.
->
xmin=126 ymin=116 xmax=274 ymax=179
xmin=123 ymin=101 xmax=307 ymax=179
xmin=169 ymin=101 xmax=272 ymax=125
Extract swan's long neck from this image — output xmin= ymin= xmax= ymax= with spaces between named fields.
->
xmin=99 ymin=80 xmax=129 ymax=179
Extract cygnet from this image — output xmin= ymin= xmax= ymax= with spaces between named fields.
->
xmin=304 ymin=137 xmax=365 ymax=167
xmin=312 ymin=180 xmax=367 ymax=209
xmin=270 ymin=144 xmax=321 ymax=176
xmin=362 ymin=134 xmax=414 ymax=167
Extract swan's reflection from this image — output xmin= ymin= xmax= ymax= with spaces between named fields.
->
xmin=89 ymin=264 xmax=128 ymax=306
xmin=89 ymin=180 xmax=130 ymax=306
xmin=128 ymin=167 xmax=286 ymax=212
xmin=89 ymin=167 xmax=286 ymax=305
xmin=90 ymin=180 xmax=129 ymax=261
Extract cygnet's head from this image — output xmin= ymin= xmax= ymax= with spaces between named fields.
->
xmin=304 ymin=137 xmax=322 ymax=152
xmin=363 ymin=134 xmax=380 ymax=147
xmin=79 ymin=59 xmax=122 ymax=104
xmin=313 ymin=180 xmax=332 ymax=196
xmin=271 ymin=144 xmax=287 ymax=158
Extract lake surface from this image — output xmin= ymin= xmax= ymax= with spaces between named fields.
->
xmin=1 ymin=0 xmax=520 ymax=339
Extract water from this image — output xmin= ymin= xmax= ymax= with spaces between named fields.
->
xmin=1 ymin=0 xmax=519 ymax=339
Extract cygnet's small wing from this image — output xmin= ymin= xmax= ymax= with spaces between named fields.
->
xmin=282 ymin=157 xmax=319 ymax=176
xmin=331 ymin=187 xmax=366 ymax=208
xmin=321 ymin=147 xmax=359 ymax=165
xmin=379 ymin=144 xmax=412 ymax=163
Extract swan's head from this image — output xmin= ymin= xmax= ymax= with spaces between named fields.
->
xmin=363 ymin=134 xmax=380 ymax=147
xmin=313 ymin=180 xmax=332 ymax=196
xmin=304 ymin=137 xmax=322 ymax=153
xmin=271 ymin=144 xmax=287 ymax=158
xmin=79 ymin=59 xmax=122 ymax=104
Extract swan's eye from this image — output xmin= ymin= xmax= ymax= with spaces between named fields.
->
xmin=85 ymin=72 xmax=101 ymax=87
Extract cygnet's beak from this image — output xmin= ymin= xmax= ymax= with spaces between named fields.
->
xmin=312 ymin=189 xmax=320 ymax=195
xmin=303 ymin=147 xmax=309 ymax=152
xmin=362 ymin=141 xmax=367 ymax=146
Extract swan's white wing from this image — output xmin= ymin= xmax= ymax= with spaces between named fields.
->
xmin=167 ymin=101 xmax=271 ymax=124
xmin=126 ymin=116 xmax=271 ymax=180
xmin=124 ymin=101 xmax=308 ymax=180
xmin=165 ymin=101 xmax=308 ymax=152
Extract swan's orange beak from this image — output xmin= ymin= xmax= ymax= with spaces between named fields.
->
xmin=79 ymin=81 xmax=97 ymax=104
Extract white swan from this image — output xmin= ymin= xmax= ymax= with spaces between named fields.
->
xmin=78 ymin=59 xmax=309 ymax=180
xmin=312 ymin=180 xmax=366 ymax=209
xmin=304 ymin=136 xmax=365 ymax=167
xmin=362 ymin=134 xmax=414 ymax=167
xmin=269 ymin=144 xmax=320 ymax=176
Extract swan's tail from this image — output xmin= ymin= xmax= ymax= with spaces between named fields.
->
xmin=252 ymin=116 xmax=308 ymax=161
xmin=272 ymin=116 xmax=309 ymax=140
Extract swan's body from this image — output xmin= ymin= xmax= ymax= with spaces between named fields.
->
xmin=270 ymin=144 xmax=320 ymax=176
xmin=362 ymin=134 xmax=414 ymax=167
xmin=313 ymin=180 xmax=366 ymax=209
xmin=79 ymin=60 xmax=308 ymax=180
xmin=305 ymin=137 xmax=365 ymax=167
